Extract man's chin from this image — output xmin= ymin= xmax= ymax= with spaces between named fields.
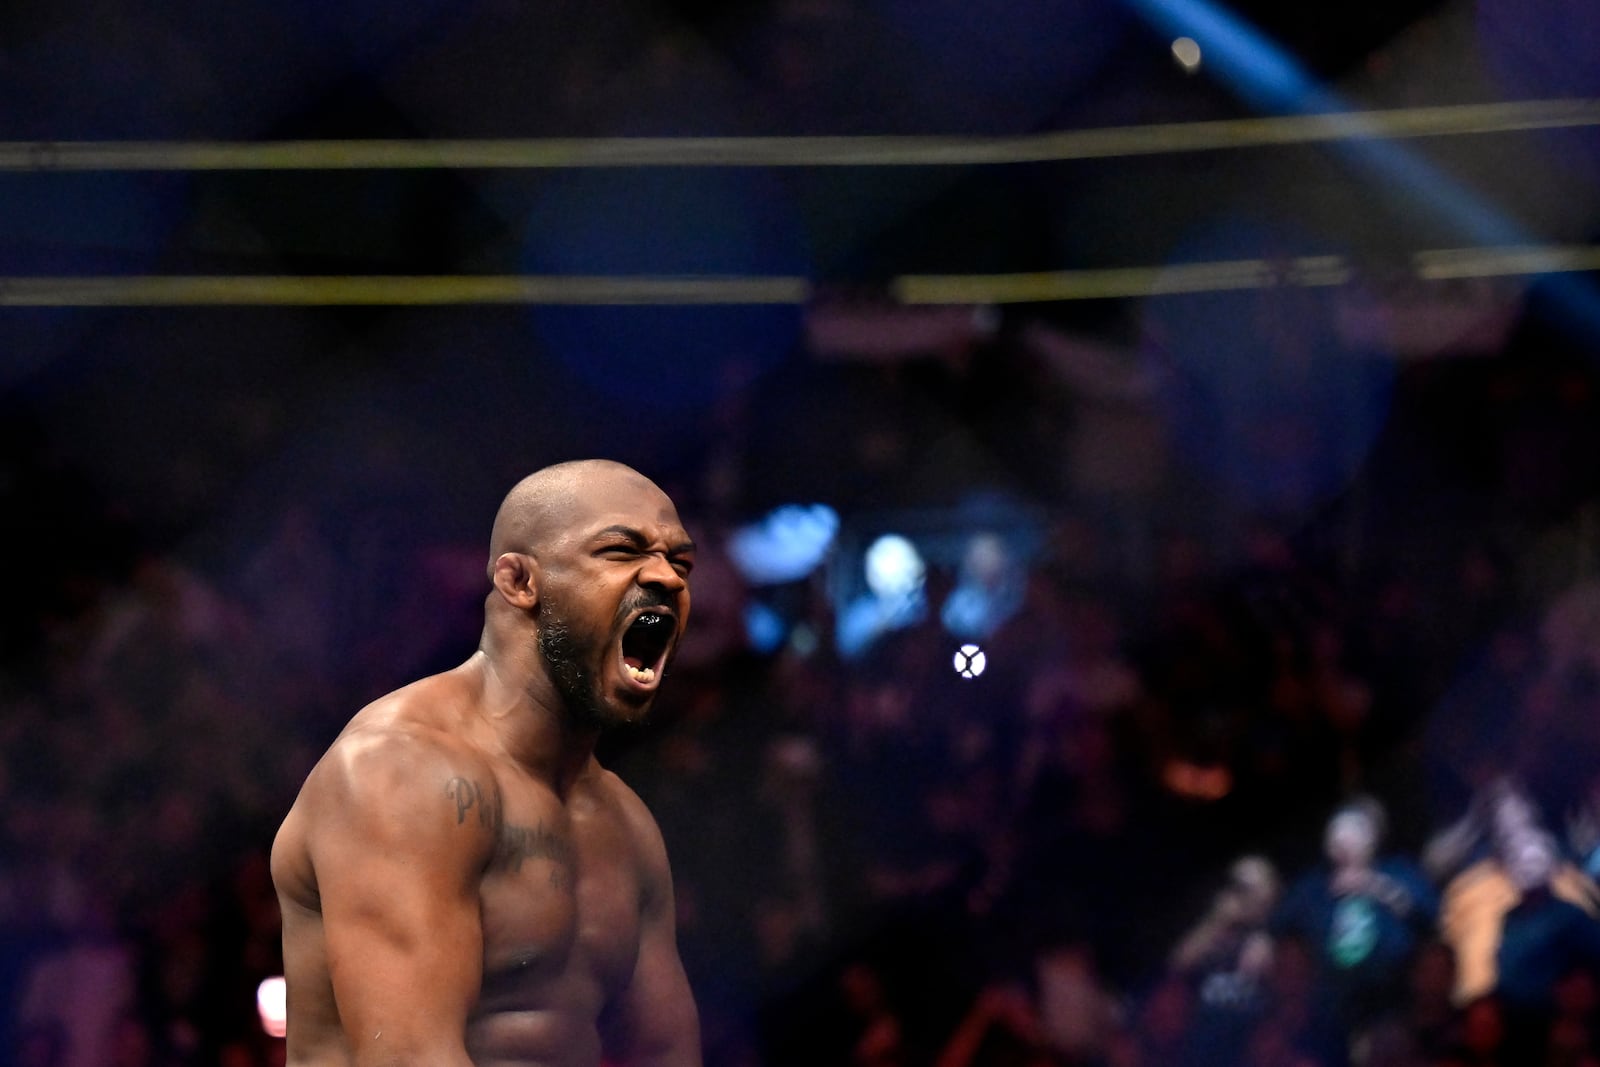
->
xmin=570 ymin=687 xmax=656 ymax=732
xmin=602 ymin=691 xmax=657 ymax=727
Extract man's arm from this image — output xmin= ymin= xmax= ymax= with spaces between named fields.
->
xmin=602 ymin=786 xmax=702 ymax=1067
xmin=306 ymin=727 xmax=494 ymax=1066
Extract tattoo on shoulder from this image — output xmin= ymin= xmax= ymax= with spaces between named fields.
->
xmin=445 ymin=776 xmax=495 ymax=827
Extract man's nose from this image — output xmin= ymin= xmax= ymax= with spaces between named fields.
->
xmin=639 ymin=553 xmax=687 ymax=591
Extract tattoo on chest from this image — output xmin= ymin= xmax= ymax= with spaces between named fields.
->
xmin=498 ymin=824 xmax=576 ymax=891
xmin=444 ymin=776 xmax=576 ymax=891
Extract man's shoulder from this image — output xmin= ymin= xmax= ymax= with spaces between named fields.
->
xmin=280 ymin=716 xmax=499 ymax=882
xmin=318 ymin=669 xmax=485 ymax=768
xmin=346 ymin=668 xmax=476 ymax=731
xmin=287 ymin=673 xmax=498 ymax=833
xmin=324 ymin=719 xmax=483 ymax=789
xmin=315 ymin=712 xmax=492 ymax=815
xmin=273 ymin=669 xmax=508 ymax=906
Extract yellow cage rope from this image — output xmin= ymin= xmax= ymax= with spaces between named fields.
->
xmin=1 ymin=100 xmax=1596 ymax=171
xmin=0 ymin=246 xmax=1592 ymax=307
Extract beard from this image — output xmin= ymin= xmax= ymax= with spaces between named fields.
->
xmin=537 ymin=597 xmax=613 ymax=731
xmin=541 ymin=592 xmax=669 ymax=731
xmin=537 ymin=588 xmax=677 ymax=730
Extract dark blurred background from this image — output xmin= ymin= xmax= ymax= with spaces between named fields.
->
xmin=4 ymin=0 xmax=1600 ymax=1064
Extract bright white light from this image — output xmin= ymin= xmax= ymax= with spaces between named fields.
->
xmin=1172 ymin=36 xmax=1203 ymax=73
xmin=953 ymin=643 xmax=987 ymax=679
xmin=257 ymin=976 xmax=287 ymax=1038
xmin=864 ymin=534 xmax=925 ymax=600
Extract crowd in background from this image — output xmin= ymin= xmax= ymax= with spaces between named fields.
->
xmin=3 ymin=0 xmax=1598 ymax=1060
xmin=4 ymin=294 xmax=1600 ymax=1067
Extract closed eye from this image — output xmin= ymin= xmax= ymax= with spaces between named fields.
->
xmin=597 ymin=544 xmax=692 ymax=578
xmin=590 ymin=526 xmax=695 ymax=575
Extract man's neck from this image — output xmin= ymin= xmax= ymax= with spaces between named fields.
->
xmin=464 ymin=648 xmax=601 ymax=797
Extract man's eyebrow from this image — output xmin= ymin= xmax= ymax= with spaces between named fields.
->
xmin=594 ymin=525 xmax=648 ymax=545
xmin=593 ymin=525 xmax=697 ymax=555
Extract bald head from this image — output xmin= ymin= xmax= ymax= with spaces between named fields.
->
xmin=487 ymin=460 xmax=667 ymax=577
xmin=480 ymin=459 xmax=694 ymax=727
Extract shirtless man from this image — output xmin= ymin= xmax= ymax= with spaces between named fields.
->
xmin=271 ymin=460 xmax=702 ymax=1067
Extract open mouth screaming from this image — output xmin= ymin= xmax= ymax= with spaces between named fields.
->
xmin=621 ymin=611 xmax=674 ymax=686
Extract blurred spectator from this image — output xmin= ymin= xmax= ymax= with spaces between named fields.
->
xmin=1406 ymin=939 xmax=1465 ymax=1062
xmin=1568 ymin=775 xmax=1600 ymax=885
xmin=1275 ymin=796 xmax=1439 ymax=1053
xmin=934 ymin=934 xmax=1122 ymax=1067
xmin=13 ymin=887 xmax=136 ymax=1067
xmin=832 ymin=652 xmax=974 ymax=905
xmin=106 ymin=1012 xmax=181 ymax=1067
xmin=839 ymin=961 xmax=908 ymax=1067
xmin=1545 ymin=964 xmax=1600 ymax=1067
xmin=1168 ymin=854 xmax=1282 ymax=1064
xmin=235 ymin=502 xmax=341 ymax=713
xmin=1425 ymin=777 xmax=1531 ymax=885
xmin=744 ymin=728 xmax=871 ymax=1027
xmin=1241 ymin=1014 xmax=1324 ymax=1067
xmin=985 ymin=685 xmax=1171 ymax=988
xmin=1259 ymin=933 xmax=1347 ymax=1066
xmin=1435 ymin=779 xmax=1600 ymax=1005
xmin=1425 ymin=628 xmax=1543 ymax=821
xmin=1104 ymin=975 xmax=1197 ymax=1067
xmin=941 ymin=532 xmax=1027 ymax=642
xmin=1438 ymin=995 xmax=1513 ymax=1067
xmin=1015 ymin=585 xmax=1143 ymax=766
xmin=935 ymin=982 xmax=1059 ymax=1067
xmin=1492 ymin=829 xmax=1600 ymax=1059
xmin=1031 ymin=939 xmax=1124 ymax=1065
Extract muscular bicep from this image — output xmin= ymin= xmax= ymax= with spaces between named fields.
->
xmin=307 ymin=730 xmax=495 ymax=1066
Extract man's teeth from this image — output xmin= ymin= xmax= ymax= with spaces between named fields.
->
xmin=625 ymin=664 xmax=657 ymax=683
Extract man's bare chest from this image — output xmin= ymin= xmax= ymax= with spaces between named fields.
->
xmin=455 ymin=775 xmax=645 ymax=1004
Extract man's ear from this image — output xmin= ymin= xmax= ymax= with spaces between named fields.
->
xmin=491 ymin=552 xmax=539 ymax=609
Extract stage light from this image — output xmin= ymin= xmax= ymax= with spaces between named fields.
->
xmin=941 ymin=531 xmax=1025 ymax=640
xmin=1171 ymin=36 xmax=1202 ymax=73
xmin=953 ymin=643 xmax=987 ymax=679
xmin=744 ymin=600 xmax=788 ymax=655
xmin=257 ymin=976 xmax=287 ymax=1038
xmin=837 ymin=533 xmax=928 ymax=658
xmin=728 ymin=503 xmax=840 ymax=585
xmin=864 ymin=534 xmax=925 ymax=600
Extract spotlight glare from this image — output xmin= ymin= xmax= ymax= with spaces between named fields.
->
xmin=864 ymin=534 xmax=926 ymax=600
xmin=257 ymin=976 xmax=287 ymax=1038
xmin=1172 ymin=36 xmax=1203 ymax=72
xmin=728 ymin=503 xmax=840 ymax=586
xmin=953 ymin=643 xmax=987 ymax=679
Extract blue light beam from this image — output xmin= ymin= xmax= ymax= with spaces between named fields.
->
xmin=1121 ymin=0 xmax=1600 ymax=340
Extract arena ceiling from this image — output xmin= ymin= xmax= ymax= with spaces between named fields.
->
xmin=1 ymin=0 xmax=1598 ymax=554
